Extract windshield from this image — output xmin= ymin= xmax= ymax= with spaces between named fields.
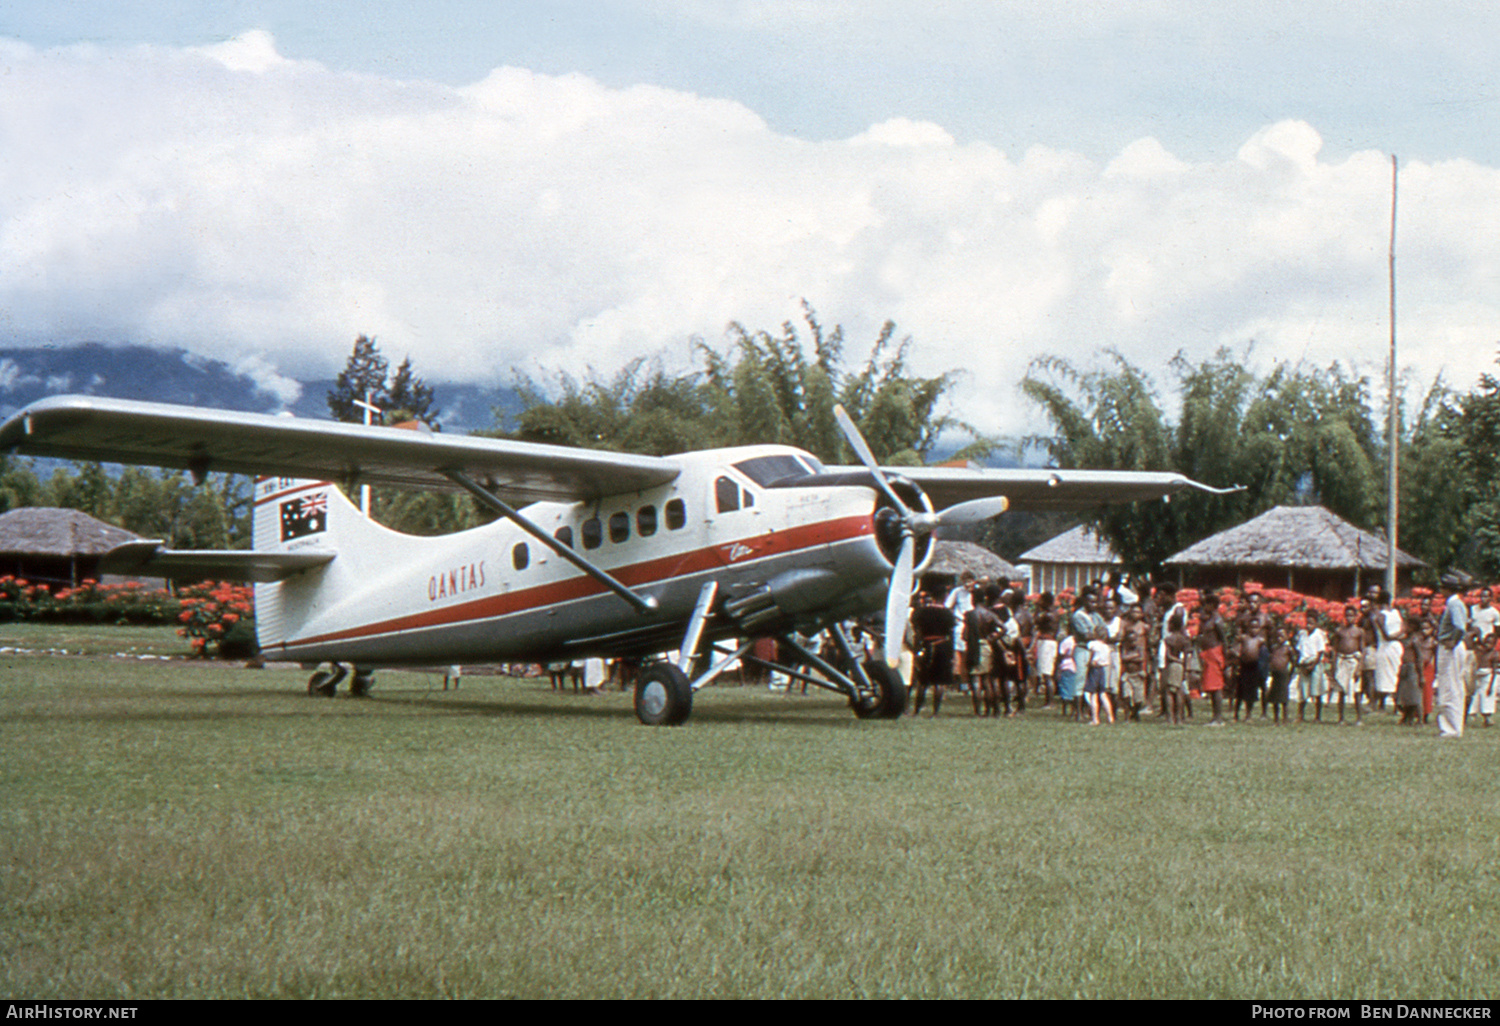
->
xmin=733 ymin=454 xmax=820 ymax=487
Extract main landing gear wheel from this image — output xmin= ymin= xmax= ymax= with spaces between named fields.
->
xmin=307 ymin=664 xmax=347 ymax=697
xmin=851 ymin=659 xmax=907 ymax=720
xmin=634 ymin=663 xmax=693 ymax=726
xmin=350 ymin=670 xmax=374 ymax=698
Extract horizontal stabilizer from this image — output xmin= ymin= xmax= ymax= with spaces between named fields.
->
xmin=100 ymin=541 xmax=335 ymax=583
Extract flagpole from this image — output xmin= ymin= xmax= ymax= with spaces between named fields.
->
xmin=1386 ymin=154 xmax=1399 ymax=597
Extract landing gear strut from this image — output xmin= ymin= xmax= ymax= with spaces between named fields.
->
xmin=666 ymin=622 xmax=908 ymax=723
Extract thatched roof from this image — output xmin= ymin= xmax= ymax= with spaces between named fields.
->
xmin=0 ymin=507 xmax=140 ymax=557
xmin=928 ymin=540 xmax=1020 ymax=581
xmin=1165 ymin=505 xmax=1425 ymax=570
xmin=1020 ymin=525 xmax=1120 ymax=565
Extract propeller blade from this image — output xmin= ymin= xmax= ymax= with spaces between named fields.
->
xmin=833 ymin=403 xmax=911 ymax=515
xmin=934 ymin=496 xmax=1010 ymax=530
xmin=833 ymin=403 xmax=881 ymax=472
xmin=884 ymin=533 xmax=915 ymax=668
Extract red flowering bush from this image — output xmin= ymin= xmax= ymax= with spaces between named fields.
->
xmin=175 ymin=582 xmax=257 ymax=659
xmin=1 ymin=575 xmax=255 ymax=658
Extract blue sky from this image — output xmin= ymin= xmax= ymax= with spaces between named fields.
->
xmin=2 ymin=2 xmax=1497 ymax=433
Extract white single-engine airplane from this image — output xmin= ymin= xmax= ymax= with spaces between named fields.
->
xmin=0 ymin=394 xmax=1232 ymax=724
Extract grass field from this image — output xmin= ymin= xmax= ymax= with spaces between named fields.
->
xmin=2 ymin=626 xmax=1498 ymax=999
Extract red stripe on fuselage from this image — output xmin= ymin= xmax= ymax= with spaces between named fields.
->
xmin=277 ymin=512 xmax=874 ymax=650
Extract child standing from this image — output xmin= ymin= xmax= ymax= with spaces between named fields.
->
xmin=1266 ymin=625 xmax=1292 ymax=725
xmin=1397 ymin=611 xmax=1425 ymax=726
xmin=1085 ymin=625 xmax=1115 ymax=725
xmin=1057 ymin=631 xmax=1079 ymax=722
xmin=1469 ymin=631 xmax=1498 ymax=728
xmin=1162 ymin=611 xmax=1190 ymax=726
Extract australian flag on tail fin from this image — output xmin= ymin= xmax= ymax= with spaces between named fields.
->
xmin=280 ymin=491 xmax=328 ymax=541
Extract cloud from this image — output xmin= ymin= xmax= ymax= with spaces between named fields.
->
xmin=0 ymin=31 xmax=1497 ymax=439
xmin=188 ymin=28 xmax=291 ymax=73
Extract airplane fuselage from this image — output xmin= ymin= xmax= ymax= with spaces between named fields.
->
xmin=253 ymin=444 xmax=905 ymax=669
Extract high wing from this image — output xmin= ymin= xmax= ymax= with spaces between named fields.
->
xmin=0 ymin=395 xmax=681 ymax=504
xmin=820 ymin=465 xmax=1239 ymax=512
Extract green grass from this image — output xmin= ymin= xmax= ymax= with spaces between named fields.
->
xmin=1 ymin=621 xmax=189 ymax=657
xmin=2 ymin=627 xmax=1498 ymax=998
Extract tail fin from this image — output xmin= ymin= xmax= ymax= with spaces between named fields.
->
xmin=252 ymin=477 xmax=357 ymax=651
xmin=253 ymin=477 xmax=482 ymax=659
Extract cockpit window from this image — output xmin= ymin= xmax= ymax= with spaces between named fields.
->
xmin=715 ymin=476 xmax=740 ymax=513
xmin=733 ymin=454 xmax=817 ymax=487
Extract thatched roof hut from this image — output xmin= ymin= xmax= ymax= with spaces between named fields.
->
xmin=1019 ymin=525 xmax=1120 ymax=596
xmin=0 ymin=507 xmax=140 ymax=586
xmin=924 ymin=540 xmax=1021 ymax=591
xmin=1164 ymin=505 xmax=1425 ymax=598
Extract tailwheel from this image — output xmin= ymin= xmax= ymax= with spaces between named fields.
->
xmin=634 ymin=662 xmax=693 ymax=726
xmin=349 ymin=670 xmax=375 ymax=698
xmin=307 ymin=663 xmax=347 ymax=697
xmin=852 ymin=659 xmax=907 ymax=720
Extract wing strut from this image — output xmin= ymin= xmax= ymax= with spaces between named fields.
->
xmin=443 ymin=470 xmax=659 ymax=615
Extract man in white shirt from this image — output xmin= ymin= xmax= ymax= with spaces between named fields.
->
xmin=1470 ymin=587 xmax=1498 ymax=642
xmin=1435 ymin=575 xmax=1470 ymax=738
xmin=944 ymin=572 xmax=976 ymax=679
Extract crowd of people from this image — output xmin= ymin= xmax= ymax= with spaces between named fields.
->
xmin=904 ymin=571 xmax=1500 ymax=737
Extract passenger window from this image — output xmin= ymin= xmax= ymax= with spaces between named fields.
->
xmin=609 ymin=511 xmax=630 ymax=543
xmin=582 ymin=516 xmax=603 ymax=550
xmin=743 ymin=489 xmax=755 ymax=508
xmin=637 ymin=505 xmax=658 ymax=537
xmin=512 ymin=543 xmax=529 ymax=571
xmin=715 ymin=476 xmax=740 ymax=513
xmin=665 ymin=498 xmax=687 ymax=530
xmin=554 ymin=525 xmax=573 ymax=549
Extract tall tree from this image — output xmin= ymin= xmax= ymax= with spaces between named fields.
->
xmin=1443 ymin=352 xmax=1500 ymax=577
xmin=325 ymin=335 xmax=458 ymax=533
xmin=327 ymin=335 xmax=389 ymax=424
xmin=385 ymin=356 xmax=439 ymax=427
xmin=328 ymin=335 xmax=439 ymax=428
xmin=0 ymin=457 xmax=43 ymax=514
xmin=1399 ymin=377 xmax=1469 ymax=572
